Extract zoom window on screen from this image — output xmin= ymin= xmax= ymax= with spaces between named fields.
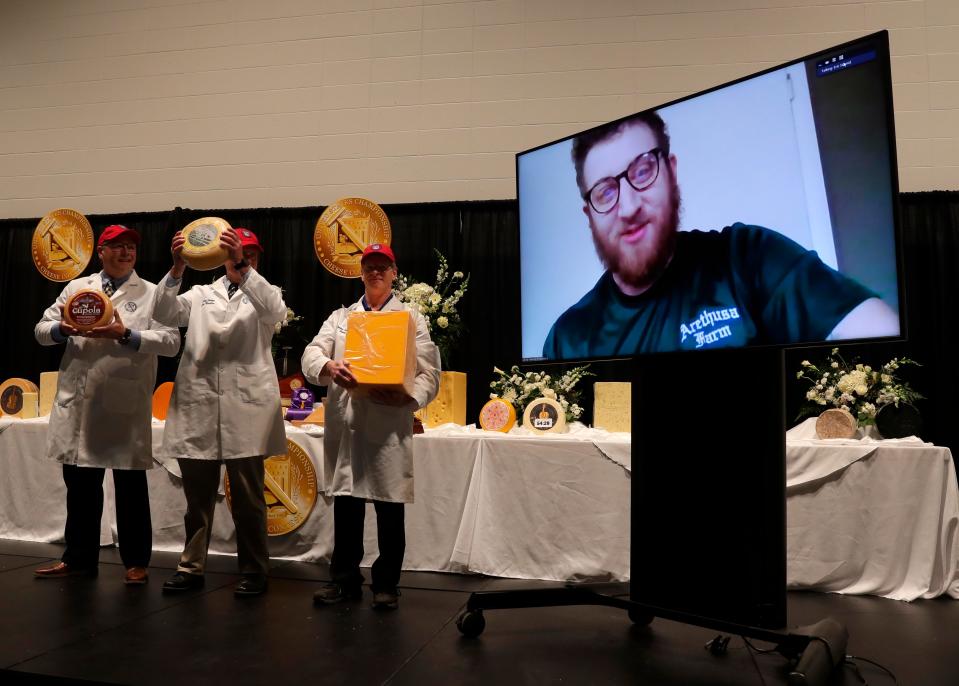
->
xmin=519 ymin=32 xmax=902 ymax=363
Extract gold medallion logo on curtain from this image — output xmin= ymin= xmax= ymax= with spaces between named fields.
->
xmin=313 ymin=198 xmax=391 ymax=278
xmin=32 ymin=209 xmax=94 ymax=282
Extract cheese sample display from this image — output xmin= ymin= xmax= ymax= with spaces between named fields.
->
xmin=592 ymin=381 xmax=632 ymax=433
xmin=344 ymin=311 xmax=416 ymax=395
xmin=63 ymin=289 xmax=114 ymax=332
xmin=39 ymin=371 xmax=58 ymax=417
xmin=479 ymin=397 xmax=516 ymax=432
xmin=20 ymin=392 xmax=39 ymax=419
xmin=180 ymin=217 xmax=230 ymax=271
xmin=422 ymin=371 xmax=467 ymax=427
xmin=0 ymin=378 xmax=40 ymax=418
xmin=152 ymin=382 xmax=174 ymax=420
xmin=523 ymin=397 xmax=568 ymax=434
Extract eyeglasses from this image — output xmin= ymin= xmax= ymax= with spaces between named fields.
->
xmin=584 ymin=147 xmax=664 ymax=214
xmin=362 ymin=263 xmax=394 ymax=274
xmin=102 ymin=242 xmax=137 ymax=252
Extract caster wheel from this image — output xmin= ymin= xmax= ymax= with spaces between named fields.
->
xmin=628 ymin=608 xmax=654 ymax=626
xmin=456 ymin=609 xmax=486 ymax=637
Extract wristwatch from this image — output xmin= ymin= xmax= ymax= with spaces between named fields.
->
xmin=118 ymin=328 xmax=132 ymax=345
xmin=233 ymin=258 xmax=249 ymax=270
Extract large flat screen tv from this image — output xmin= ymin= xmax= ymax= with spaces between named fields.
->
xmin=519 ymin=30 xmax=902 ymax=363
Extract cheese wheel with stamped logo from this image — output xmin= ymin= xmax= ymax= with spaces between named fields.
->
xmin=63 ymin=289 xmax=114 ymax=332
xmin=180 ymin=217 xmax=230 ymax=271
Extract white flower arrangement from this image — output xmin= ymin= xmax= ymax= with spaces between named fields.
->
xmin=489 ymin=364 xmax=592 ymax=424
xmin=395 ymin=249 xmax=469 ymax=367
xmin=796 ymin=348 xmax=922 ymax=426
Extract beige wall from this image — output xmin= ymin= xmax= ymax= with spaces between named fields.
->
xmin=0 ymin=0 xmax=955 ymax=219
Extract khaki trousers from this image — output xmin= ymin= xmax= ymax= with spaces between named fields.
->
xmin=176 ymin=455 xmax=269 ymax=577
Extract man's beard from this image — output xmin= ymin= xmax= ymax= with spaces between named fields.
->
xmin=591 ymin=179 xmax=681 ymax=293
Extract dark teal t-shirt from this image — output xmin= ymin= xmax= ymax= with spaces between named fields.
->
xmin=542 ymin=224 xmax=875 ymax=359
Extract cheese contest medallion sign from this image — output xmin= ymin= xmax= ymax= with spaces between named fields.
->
xmin=313 ymin=197 xmax=391 ymax=278
xmin=32 ymin=209 xmax=94 ymax=282
xmin=224 ymin=439 xmax=318 ymax=536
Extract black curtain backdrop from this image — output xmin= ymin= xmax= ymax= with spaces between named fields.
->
xmin=1 ymin=192 xmax=957 ymax=454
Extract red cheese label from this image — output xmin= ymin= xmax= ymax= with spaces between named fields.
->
xmin=68 ymin=292 xmax=108 ymax=327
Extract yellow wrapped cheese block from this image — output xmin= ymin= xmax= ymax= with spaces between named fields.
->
xmin=39 ymin=371 xmax=58 ymax=417
xmin=593 ymin=381 xmax=632 ymax=433
xmin=344 ymin=310 xmax=416 ymax=396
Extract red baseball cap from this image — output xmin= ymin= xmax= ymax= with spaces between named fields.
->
xmin=235 ymin=227 xmax=263 ymax=253
xmin=361 ymin=243 xmax=395 ymax=263
xmin=97 ymin=225 xmax=140 ymax=246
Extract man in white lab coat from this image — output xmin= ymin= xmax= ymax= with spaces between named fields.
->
xmin=302 ymin=243 xmax=440 ymax=610
xmin=153 ymin=227 xmax=287 ymax=597
xmin=34 ymin=224 xmax=180 ymax=585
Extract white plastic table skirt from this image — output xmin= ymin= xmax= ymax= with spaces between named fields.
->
xmin=1 ymin=417 xmax=957 ymax=599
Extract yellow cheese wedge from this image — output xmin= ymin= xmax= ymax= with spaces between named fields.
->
xmin=64 ymin=289 xmax=114 ymax=332
xmin=0 ymin=378 xmax=40 ymax=418
xmin=522 ymin=396 xmax=567 ymax=434
xmin=180 ymin=217 xmax=230 ymax=271
xmin=422 ymin=371 xmax=466 ymax=427
xmin=479 ymin=397 xmax=516 ymax=432
xmin=39 ymin=371 xmax=58 ymax=417
xmin=592 ymin=381 xmax=631 ymax=433
xmin=344 ymin=310 xmax=416 ymax=396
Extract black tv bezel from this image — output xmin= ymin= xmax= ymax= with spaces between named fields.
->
xmin=515 ymin=30 xmax=906 ymax=365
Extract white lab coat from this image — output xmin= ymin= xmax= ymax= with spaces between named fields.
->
xmin=301 ymin=295 xmax=440 ymax=503
xmin=34 ymin=271 xmax=181 ymax=469
xmin=152 ymin=269 xmax=287 ymax=460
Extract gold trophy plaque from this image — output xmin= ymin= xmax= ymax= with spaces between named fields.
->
xmin=225 ymin=439 xmax=318 ymax=536
xmin=314 ymin=198 xmax=391 ymax=278
xmin=32 ymin=209 xmax=94 ymax=282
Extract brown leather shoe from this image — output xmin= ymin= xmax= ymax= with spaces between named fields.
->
xmin=34 ymin=561 xmax=97 ymax=579
xmin=124 ymin=567 xmax=149 ymax=585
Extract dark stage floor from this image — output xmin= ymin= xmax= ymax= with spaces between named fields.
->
xmin=0 ymin=539 xmax=956 ymax=685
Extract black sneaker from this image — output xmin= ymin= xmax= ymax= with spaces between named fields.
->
xmin=371 ymin=589 xmax=400 ymax=610
xmin=313 ymin=583 xmax=362 ymax=606
xmin=234 ymin=574 xmax=268 ymax=597
xmin=162 ymin=571 xmax=205 ymax=593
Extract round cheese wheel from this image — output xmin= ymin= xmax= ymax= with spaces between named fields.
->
xmin=152 ymin=382 xmax=174 ymax=420
xmin=815 ymin=408 xmax=857 ymax=439
xmin=180 ymin=217 xmax=231 ymax=271
xmin=479 ymin=398 xmax=516 ymax=432
xmin=522 ymin=397 xmax=568 ymax=434
xmin=63 ymin=289 xmax=114 ymax=332
xmin=0 ymin=378 xmax=40 ymax=417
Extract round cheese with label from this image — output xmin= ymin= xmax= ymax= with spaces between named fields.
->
xmin=180 ymin=217 xmax=231 ymax=271
xmin=479 ymin=398 xmax=516 ymax=432
xmin=522 ymin=397 xmax=568 ymax=434
xmin=63 ymin=289 xmax=114 ymax=332
xmin=0 ymin=378 xmax=40 ymax=417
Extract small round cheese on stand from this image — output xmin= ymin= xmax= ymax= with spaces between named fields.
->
xmin=522 ymin=397 xmax=568 ymax=434
xmin=180 ymin=217 xmax=231 ymax=271
xmin=479 ymin=398 xmax=516 ymax=432
xmin=63 ymin=289 xmax=114 ymax=332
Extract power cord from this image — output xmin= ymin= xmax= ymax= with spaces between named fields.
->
xmin=844 ymin=654 xmax=899 ymax=685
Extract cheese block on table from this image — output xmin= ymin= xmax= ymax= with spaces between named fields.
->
xmin=39 ymin=371 xmax=58 ymax=417
xmin=344 ymin=310 xmax=416 ymax=396
xmin=593 ymin=381 xmax=631 ymax=433
xmin=152 ymin=382 xmax=174 ymax=420
xmin=479 ymin=397 xmax=515 ymax=432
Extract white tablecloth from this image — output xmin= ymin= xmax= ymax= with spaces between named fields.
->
xmin=1 ymin=416 xmax=956 ymax=600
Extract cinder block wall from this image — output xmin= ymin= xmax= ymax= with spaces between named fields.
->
xmin=0 ymin=0 xmax=954 ymax=218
